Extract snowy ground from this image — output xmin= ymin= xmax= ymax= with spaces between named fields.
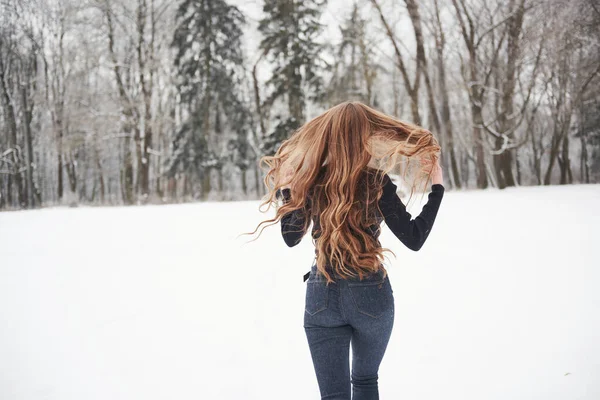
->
xmin=1 ymin=184 xmax=600 ymax=400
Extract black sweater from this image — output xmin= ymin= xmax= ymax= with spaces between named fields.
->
xmin=275 ymin=172 xmax=445 ymax=252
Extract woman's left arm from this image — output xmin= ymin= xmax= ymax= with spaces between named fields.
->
xmin=276 ymin=188 xmax=310 ymax=247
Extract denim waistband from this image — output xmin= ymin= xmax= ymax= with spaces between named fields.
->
xmin=307 ymin=263 xmax=385 ymax=282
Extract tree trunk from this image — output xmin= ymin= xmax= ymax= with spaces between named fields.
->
xmin=0 ymin=48 xmax=24 ymax=206
xmin=452 ymin=0 xmax=488 ymax=188
xmin=433 ymin=0 xmax=461 ymax=188
xmin=105 ymin=0 xmax=137 ymax=204
xmin=405 ymin=0 xmax=440 ymax=133
xmin=472 ymin=98 xmax=489 ymax=188
xmin=241 ymin=168 xmax=247 ymax=195
xmin=558 ymin=133 xmax=572 ymax=184
xmin=65 ymin=152 xmax=77 ymax=193
xmin=493 ymin=0 xmax=526 ymax=189
xmin=21 ymin=84 xmax=35 ymax=207
xmin=580 ymin=134 xmax=589 ymax=183
xmin=254 ymin=162 xmax=261 ymax=197
xmin=96 ymin=148 xmax=105 ymax=204
xmin=137 ymin=0 xmax=152 ymax=200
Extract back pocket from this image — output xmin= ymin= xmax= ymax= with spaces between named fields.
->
xmin=348 ymin=278 xmax=393 ymax=319
xmin=305 ymin=281 xmax=329 ymax=315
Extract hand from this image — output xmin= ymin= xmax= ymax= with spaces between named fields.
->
xmin=420 ymin=155 xmax=444 ymax=186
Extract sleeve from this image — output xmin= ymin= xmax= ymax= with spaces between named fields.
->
xmin=276 ymin=188 xmax=310 ymax=247
xmin=378 ymin=173 xmax=445 ymax=251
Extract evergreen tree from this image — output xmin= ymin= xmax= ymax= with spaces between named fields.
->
xmin=169 ymin=0 xmax=250 ymax=198
xmin=325 ymin=2 xmax=382 ymax=107
xmin=258 ymin=0 xmax=329 ymax=156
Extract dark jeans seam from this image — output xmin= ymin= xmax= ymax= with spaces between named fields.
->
xmin=339 ymin=281 xmax=347 ymax=321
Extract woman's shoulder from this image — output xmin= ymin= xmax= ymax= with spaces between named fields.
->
xmin=362 ymin=168 xmax=396 ymax=198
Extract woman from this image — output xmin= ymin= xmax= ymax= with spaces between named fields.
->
xmin=245 ymin=101 xmax=445 ymax=399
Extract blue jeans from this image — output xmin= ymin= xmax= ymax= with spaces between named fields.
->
xmin=303 ymin=264 xmax=395 ymax=400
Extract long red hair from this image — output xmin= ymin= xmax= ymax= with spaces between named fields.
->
xmin=241 ymin=101 xmax=441 ymax=284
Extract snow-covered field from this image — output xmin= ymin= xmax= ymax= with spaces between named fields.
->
xmin=1 ymin=184 xmax=600 ymax=400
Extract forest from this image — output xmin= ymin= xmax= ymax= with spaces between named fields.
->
xmin=0 ymin=0 xmax=598 ymax=210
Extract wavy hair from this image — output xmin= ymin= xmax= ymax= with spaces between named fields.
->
xmin=241 ymin=101 xmax=441 ymax=284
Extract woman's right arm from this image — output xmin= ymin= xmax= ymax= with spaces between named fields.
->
xmin=378 ymin=173 xmax=445 ymax=251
